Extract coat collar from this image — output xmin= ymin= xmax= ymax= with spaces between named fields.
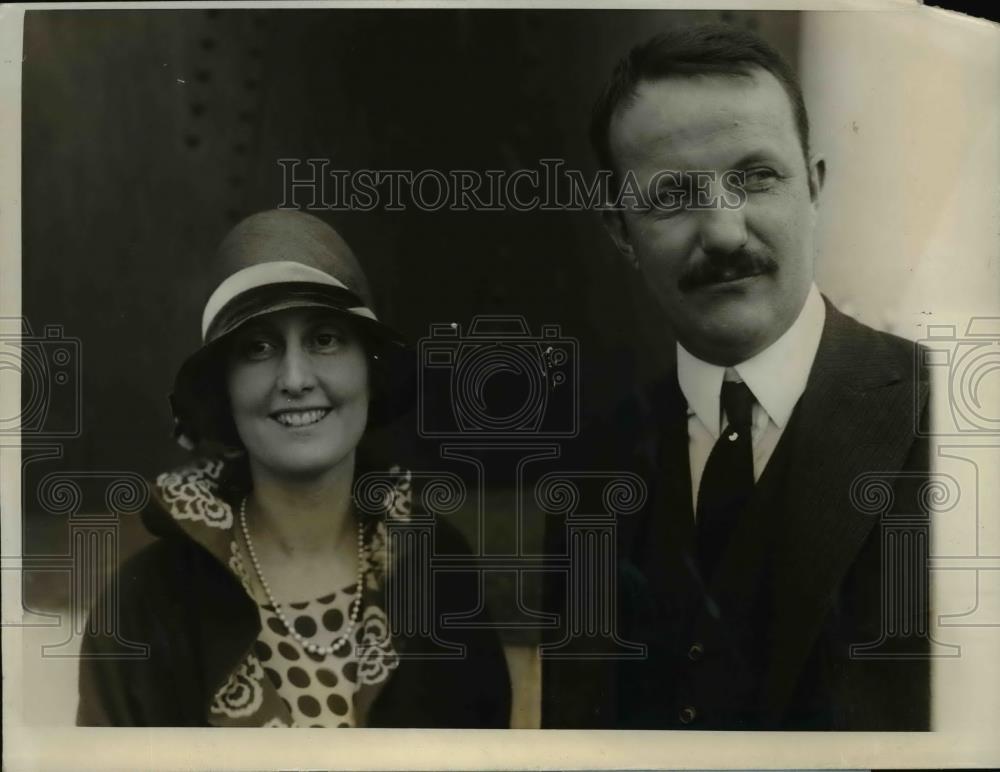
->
xmin=141 ymin=454 xmax=415 ymax=726
xmin=145 ymin=455 xmax=239 ymax=569
xmin=144 ymin=455 xmax=414 ymax=588
xmin=677 ymin=283 xmax=826 ymax=436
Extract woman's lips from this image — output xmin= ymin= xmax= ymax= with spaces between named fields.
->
xmin=270 ymin=408 xmax=331 ymax=427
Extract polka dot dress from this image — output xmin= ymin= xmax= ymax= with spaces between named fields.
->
xmin=254 ymin=585 xmax=360 ymax=728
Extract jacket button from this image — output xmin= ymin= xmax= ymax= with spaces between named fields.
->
xmin=687 ymin=642 xmax=704 ymax=661
xmin=679 ymin=706 xmax=697 ymax=725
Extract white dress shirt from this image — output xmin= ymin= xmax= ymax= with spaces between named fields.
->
xmin=677 ymin=283 xmax=827 ymax=515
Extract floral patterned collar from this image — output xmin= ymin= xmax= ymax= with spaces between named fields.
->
xmin=149 ymin=456 xmax=413 ymax=727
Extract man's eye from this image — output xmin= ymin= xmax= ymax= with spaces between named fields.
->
xmin=648 ymin=203 xmax=684 ymax=220
xmin=744 ymin=168 xmax=778 ymax=190
xmin=650 ymin=186 xmax=689 ymax=210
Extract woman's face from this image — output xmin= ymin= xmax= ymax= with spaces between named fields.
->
xmin=226 ymin=307 xmax=369 ymax=482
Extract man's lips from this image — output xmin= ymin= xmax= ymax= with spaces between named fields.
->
xmin=684 ymin=269 xmax=769 ymax=292
xmin=269 ymin=408 xmax=332 ymax=428
xmin=678 ymin=249 xmax=779 ymax=293
xmin=702 ymin=270 xmax=765 ymax=287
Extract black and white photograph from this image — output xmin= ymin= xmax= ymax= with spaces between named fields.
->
xmin=2 ymin=1 xmax=998 ymax=769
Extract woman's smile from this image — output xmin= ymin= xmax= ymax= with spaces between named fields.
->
xmin=270 ymin=407 xmax=332 ymax=428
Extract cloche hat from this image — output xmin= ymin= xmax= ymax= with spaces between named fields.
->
xmin=170 ymin=209 xmax=413 ymax=451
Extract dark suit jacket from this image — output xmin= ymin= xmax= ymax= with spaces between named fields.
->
xmin=542 ymin=298 xmax=932 ymax=730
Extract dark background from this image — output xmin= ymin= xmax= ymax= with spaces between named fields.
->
xmin=927 ymin=0 xmax=1000 ymax=22
xmin=20 ymin=8 xmax=800 ymax=613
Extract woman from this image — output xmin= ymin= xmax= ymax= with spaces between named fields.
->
xmin=77 ymin=210 xmax=511 ymax=727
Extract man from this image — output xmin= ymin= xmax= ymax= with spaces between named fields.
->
xmin=542 ymin=24 xmax=931 ymax=730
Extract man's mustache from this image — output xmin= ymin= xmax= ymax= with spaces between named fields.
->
xmin=678 ymin=248 xmax=778 ymax=292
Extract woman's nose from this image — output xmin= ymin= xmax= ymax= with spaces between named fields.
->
xmin=276 ymin=344 xmax=316 ymax=395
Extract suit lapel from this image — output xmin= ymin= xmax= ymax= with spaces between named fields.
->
xmin=612 ymin=300 xmax=927 ymax=726
xmin=760 ymin=300 xmax=927 ymax=721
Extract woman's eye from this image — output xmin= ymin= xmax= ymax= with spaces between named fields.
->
xmin=238 ymin=337 xmax=277 ymax=360
xmin=311 ymin=328 xmax=346 ymax=351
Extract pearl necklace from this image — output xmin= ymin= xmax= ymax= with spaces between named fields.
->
xmin=239 ymin=496 xmax=365 ymax=656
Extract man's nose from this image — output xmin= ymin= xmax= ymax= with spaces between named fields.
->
xmin=696 ymin=204 xmax=748 ymax=256
xmin=277 ymin=344 xmax=316 ymax=395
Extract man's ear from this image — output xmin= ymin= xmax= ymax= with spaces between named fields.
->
xmin=602 ymin=208 xmax=639 ymax=269
xmin=808 ymin=155 xmax=826 ymax=204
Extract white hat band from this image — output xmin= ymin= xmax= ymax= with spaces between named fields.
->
xmin=201 ymin=261 xmax=377 ymax=341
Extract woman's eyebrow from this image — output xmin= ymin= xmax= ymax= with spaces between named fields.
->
xmin=238 ymin=321 xmax=276 ymax=336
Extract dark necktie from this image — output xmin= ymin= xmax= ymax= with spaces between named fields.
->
xmin=696 ymin=380 xmax=756 ymax=580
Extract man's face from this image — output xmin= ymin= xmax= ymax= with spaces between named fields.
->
xmin=606 ymin=68 xmax=824 ymax=366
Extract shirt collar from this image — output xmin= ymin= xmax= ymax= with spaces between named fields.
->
xmin=677 ymin=283 xmax=826 ymax=436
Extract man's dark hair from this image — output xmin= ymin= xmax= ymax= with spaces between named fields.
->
xmin=591 ymin=23 xmax=811 ymax=190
